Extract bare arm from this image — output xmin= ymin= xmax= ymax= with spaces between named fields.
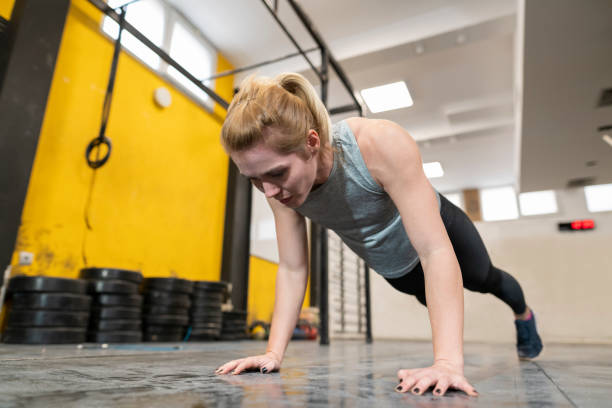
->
xmin=216 ymin=195 xmax=308 ymax=375
xmin=351 ymin=118 xmax=476 ymax=396
xmin=265 ymin=196 xmax=309 ymax=362
xmin=356 ymin=117 xmax=463 ymax=365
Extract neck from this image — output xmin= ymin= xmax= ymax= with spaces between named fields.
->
xmin=312 ymin=146 xmax=334 ymax=189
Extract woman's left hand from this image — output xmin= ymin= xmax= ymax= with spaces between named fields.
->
xmin=395 ymin=360 xmax=479 ymax=397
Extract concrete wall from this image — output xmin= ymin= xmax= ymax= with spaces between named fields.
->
xmin=371 ymin=187 xmax=612 ymax=344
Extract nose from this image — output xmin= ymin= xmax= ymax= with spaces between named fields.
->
xmin=262 ymin=181 xmax=280 ymax=198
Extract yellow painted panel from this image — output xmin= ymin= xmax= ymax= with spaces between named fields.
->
xmin=10 ymin=0 xmax=233 ymax=281
xmin=0 ymin=0 xmax=14 ymax=19
xmin=247 ymin=256 xmax=311 ymax=324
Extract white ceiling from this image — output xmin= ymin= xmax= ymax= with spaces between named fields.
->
xmin=166 ymin=0 xmax=612 ymax=194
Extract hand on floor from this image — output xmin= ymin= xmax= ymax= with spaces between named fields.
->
xmin=395 ymin=360 xmax=478 ymax=397
xmin=215 ymin=351 xmax=281 ymax=375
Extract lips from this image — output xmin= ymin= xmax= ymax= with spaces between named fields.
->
xmin=279 ymin=196 xmax=292 ymax=204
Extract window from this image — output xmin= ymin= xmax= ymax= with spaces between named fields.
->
xmin=360 ymin=81 xmax=414 ymax=113
xmin=584 ymin=183 xmax=612 ymax=212
xmin=444 ymin=192 xmax=463 ymax=210
xmin=518 ymin=190 xmax=558 ymax=216
xmin=167 ymin=22 xmax=215 ymax=106
xmin=100 ymin=1 xmax=217 ymax=108
xmin=102 ymin=0 xmax=165 ymax=70
xmin=423 ymin=161 xmax=444 ymax=179
xmin=480 ymin=186 xmax=519 ymax=221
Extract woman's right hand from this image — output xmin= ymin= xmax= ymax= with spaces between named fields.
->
xmin=215 ymin=351 xmax=282 ymax=375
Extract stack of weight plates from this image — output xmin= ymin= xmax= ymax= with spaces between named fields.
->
xmin=142 ymin=278 xmax=193 ymax=341
xmin=220 ymin=310 xmax=248 ymax=341
xmin=188 ymin=280 xmax=228 ymax=341
xmin=3 ymin=276 xmax=91 ymax=344
xmin=80 ymin=268 xmax=143 ymax=343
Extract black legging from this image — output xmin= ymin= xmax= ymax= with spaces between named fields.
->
xmin=385 ymin=193 xmax=527 ymax=315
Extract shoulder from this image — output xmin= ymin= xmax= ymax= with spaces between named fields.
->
xmin=344 ymin=117 xmax=420 ymax=188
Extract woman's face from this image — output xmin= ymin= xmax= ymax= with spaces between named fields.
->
xmin=230 ymin=127 xmax=319 ymax=208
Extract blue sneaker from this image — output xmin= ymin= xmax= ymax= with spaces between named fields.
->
xmin=514 ymin=311 xmax=543 ymax=359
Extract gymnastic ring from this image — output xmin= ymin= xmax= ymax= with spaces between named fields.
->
xmin=86 ymin=136 xmax=112 ymax=169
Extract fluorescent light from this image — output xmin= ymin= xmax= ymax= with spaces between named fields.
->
xmin=360 ymin=81 xmax=413 ymax=113
xmin=423 ymin=162 xmax=444 ymax=178
xmin=584 ymin=183 xmax=612 ymax=212
xmin=603 ymin=134 xmax=612 ymax=147
xmin=480 ymin=186 xmax=519 ymax=221
xmin=518 ymin=190 xmax=558 ymax=216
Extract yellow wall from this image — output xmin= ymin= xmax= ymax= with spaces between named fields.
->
xmin=248 ymin=256 xmax=310 ymax=324
xmin=0 ymin=0 xmax=14 ymax=20
xmin=9 ymin=0 xmax=232 ymax=281
xmin=2 ymin=0 xmax=305 ymax=326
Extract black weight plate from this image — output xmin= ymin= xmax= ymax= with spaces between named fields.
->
xmin=143 ymin=325 xmax=185 ymax=335
xmin=189 ymin=309 xmax=222 ymax=316
xmin=191 ymin=314 xmax=221 ymax=323
xmin=7 ymin=310 xmax=89 ymax=328
xmin=222 ymin=328 xmax=247 ymax=334
xmin=191 ymin=287 xmax=226 ymax=297
xmin=144 ymin=291 xmax=190 ymax=308
xmin=90 ymin=307 xmax=141 ymax=320
xmin=190 ymin=322 xmax=221 ymax=330
xmin=193 ymin=281 xmax=229 ymax=291
xmin=222 ymin=326 xmax=248 ymax=332
xmin=143 ymin=333 xmax=184 ymax=342
xmin=222 ymin=311 xmax=247 ymax=318
xmin=88 ymin=279 xmax=139 ymax=295
xmin=8 ymin=276 xmax=87 ymax=294
xmin=190 ymin=328 xmax=222 ymax=336
xmin=222 ymin=329 xmax=247 ymax=335
xmin=222 ymin=320 xmax=246 ymax=326
xmin=188 ymin=334 xmax=217 ymax=341
xmin=89 ymin=319 xmax=142 ymax=331
xmin=87 ymin=331 xmax=142 ymax=343
xmin=80 ymin=268 xmax=143 ymax=284
xmin=190 ymin=300 xmax=222 ymax=309
xmin=143 ymin=278 xmax=193 ymax=294
xmin=190 ymin=314 xmax=222 ymax=322
xmin=191 ymin=293 xmax=224 ymax=303
xmin=3 ymin=327 xmax=86 ymax=344
xmin=11 ymin=293 xmax=91 ymax=311
xmin=222 ymin=318 xmax=246 ymax=323
xmin=190 ymin=305 xmax=221 ymax=314
xmin=143 ymin=314 xmax=189 ymax=326
xmin=143 ymin=305 xmax=188 ymax=315
xmin=94 ymin=294 xmax=143 ymax=307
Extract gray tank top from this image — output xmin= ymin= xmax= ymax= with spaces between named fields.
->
xmin=295 ymin=120 xmax=441 ymax=279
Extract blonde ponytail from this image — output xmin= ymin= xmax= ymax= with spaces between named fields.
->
xmin=221 ymin=72 xmax=332 ymax=154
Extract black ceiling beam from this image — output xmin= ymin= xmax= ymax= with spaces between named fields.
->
xmin=202 ymin=46 xmax=319 ymax=82
xmin=87 ymin=0 xmax=229 ymax=110
xmin=329 ymin=103 xmax=361 ymax=116
xmin=259 ymin=0 xmax=324 ymax=84
xmin=285 ymin=0 xmax=363 ymax=116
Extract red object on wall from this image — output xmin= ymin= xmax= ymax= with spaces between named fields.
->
xmin=569 ymin=219 xmax=595 ymax=230
xmin=581 ymin=219 xmax=595 ymax=229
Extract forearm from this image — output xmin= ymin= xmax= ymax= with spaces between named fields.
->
xmin=266 ymin=265 xmax=308 ymax=361
xmin=421 ymin=248 xmax=465 ymax=367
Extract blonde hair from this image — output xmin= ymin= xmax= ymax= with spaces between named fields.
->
xmin=221 ymin=73 xmax=332 ymax=155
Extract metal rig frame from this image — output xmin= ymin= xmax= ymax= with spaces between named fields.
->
xmin=87 ymin=0 xmax=372 ymax=345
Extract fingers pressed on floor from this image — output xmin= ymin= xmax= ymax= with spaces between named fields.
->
xmin=233 ymin=359 xmax=255 ymax=375
xmin=396 ymin=376 xmax=418 ymax=393
xmin=433 ymin=378 xmax=450 ymax=396
xmin=411 ymin=378 xmax=434 ymax=395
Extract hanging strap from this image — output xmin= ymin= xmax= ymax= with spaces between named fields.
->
xmin=86 ymin=6 xmax=127 ymax=169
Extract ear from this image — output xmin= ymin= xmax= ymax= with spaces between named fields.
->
xmin=306 ymin=129 xmax=320 ymax=152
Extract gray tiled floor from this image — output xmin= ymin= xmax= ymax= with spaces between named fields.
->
xmin=0 ymin=340 xmax=610 ymax=407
